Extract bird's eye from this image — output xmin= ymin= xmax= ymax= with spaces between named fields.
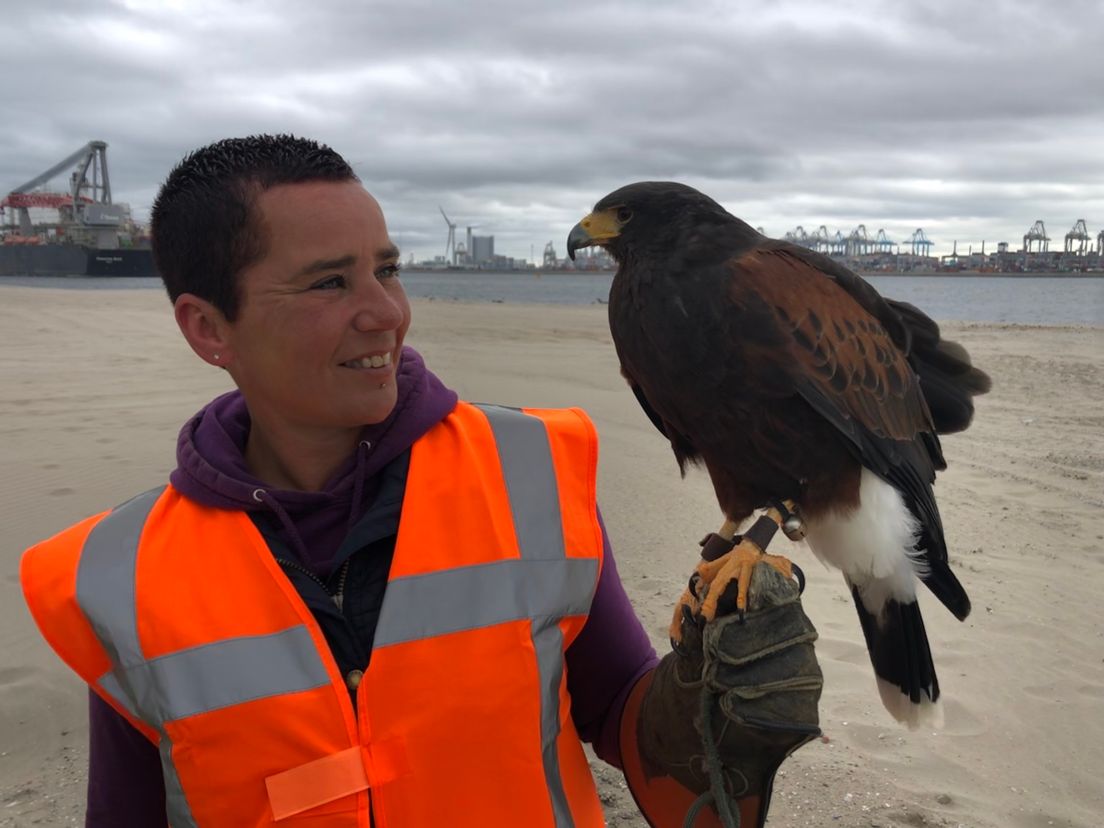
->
xmin=616 ymin=207 xmax=633 ymax=223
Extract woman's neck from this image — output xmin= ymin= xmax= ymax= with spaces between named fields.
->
xmin=243 ymin=419 xmax=360 ymax=493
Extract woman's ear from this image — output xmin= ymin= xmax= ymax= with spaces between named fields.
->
xmin=174 ymin=293 xmax=233 ymax=368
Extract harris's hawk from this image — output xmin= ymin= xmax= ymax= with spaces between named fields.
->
xmin=567 ymin=182 xmax=990 ymax=727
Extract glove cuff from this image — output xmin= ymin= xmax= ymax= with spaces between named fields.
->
xmin=619 ymin=669 xmax=765 ymax=828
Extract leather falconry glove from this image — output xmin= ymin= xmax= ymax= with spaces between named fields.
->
xmin=623 ymin=560 xmax=824 ymax=828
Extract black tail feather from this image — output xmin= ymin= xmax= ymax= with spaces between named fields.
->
xmin=921 ymin=559 xmax=971 ymax=622
xmin=849 ymin=584 xmax=940 ymax=714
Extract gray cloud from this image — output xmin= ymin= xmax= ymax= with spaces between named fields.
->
xmin=2 ymin=0 xmax=1102 ymax=260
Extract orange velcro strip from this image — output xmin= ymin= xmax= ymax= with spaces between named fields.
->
xmin=266 ymin=746 xmax=369 ymax=821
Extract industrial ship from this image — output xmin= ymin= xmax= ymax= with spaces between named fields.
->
xmin=0 ymin=141 xmax=156 ymax=277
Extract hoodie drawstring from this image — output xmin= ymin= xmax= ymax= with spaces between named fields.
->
xmin=253 ymin=486 xmax=352 ymax=610
xmin=252 ymin=488 xmax=314 ymax=565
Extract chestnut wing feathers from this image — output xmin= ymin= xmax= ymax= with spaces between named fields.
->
xmin=727 ymin=248 xmax=969 ymax=618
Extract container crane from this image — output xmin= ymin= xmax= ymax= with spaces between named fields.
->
xmin=905 ymin=229 xmax=933 ymax=257
xmin=1064 ymin=219 xmax=1090 ymax=254
xmin=1023 ymin=220 xmax=1049 ymax=253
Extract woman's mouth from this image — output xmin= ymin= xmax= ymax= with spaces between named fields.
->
xmin=342 ymin=351 xmax=393 ymax=370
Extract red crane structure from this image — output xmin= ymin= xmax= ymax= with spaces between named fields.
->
xmin=0 ymin=140 xmax=156 ymax=276
xmin=1 ymin=140 xmax=126 ymax=245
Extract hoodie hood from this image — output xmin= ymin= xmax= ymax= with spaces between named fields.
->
xmin=170 ymin=346 xmax=457 ymax=574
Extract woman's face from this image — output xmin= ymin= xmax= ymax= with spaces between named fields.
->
xmin=221 ymin=180 xmax=411 ymax=442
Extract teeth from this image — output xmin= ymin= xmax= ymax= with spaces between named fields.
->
xmin=346 ymin=352 xmax=392 ymax=369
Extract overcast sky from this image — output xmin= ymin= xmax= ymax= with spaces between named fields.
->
xmin=2 ymin=0 xmax=1102 ymax=261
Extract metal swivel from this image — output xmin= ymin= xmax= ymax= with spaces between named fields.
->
xmin=782 ymin=512 xmax=806 ymax=541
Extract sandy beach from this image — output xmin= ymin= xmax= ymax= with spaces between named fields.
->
xmin=1 ymin=285 xmax=1101 ymax=828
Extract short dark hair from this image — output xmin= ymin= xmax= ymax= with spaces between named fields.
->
xmin=151 ymin=135 xmax=358 ymax=320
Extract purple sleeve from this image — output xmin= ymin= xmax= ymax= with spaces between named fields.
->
xmin=566 ymin=511 xmax=659 ymax=768
xmin=86 ymin=689 xmax=167 ymax=827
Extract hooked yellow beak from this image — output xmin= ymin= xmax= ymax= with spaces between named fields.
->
xmin=567 ymin=209 xmax=622 ymax=260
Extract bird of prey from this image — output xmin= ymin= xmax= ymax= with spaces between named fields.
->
xmin=567 ymin=182 xmax=990 ymax=727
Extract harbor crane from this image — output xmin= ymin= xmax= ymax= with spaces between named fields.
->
xmin=1064 ymin=219 xmax=1091 ymax=254
xmin=542 ymin=241 xmax=558 ymax=268
xmin=905 ymin=228 xmax=933 ymax=257
xmin=1023 ymin=220 xmax=1049 ymax=253
xmin=1 ymin=140 xmax=129 ymax=247
xmin=874 ymin=229 xmax=894 ymax=253
xmin=846 ymin=224 xmax=871 ymax=256
xmin=810 ymin=225 xmax=832 ymax=253
xmin=783 ymin=225 xmax=810 ymax=247
xmin=2 ymin=140 xmax=117 ymax=236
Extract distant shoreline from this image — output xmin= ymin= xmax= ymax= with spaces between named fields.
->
xmin=858 ymin=270 xmax=1103 ymax=279
xmin=0 ymin=272 xmax=1099 ymax=284
xmin=529 ymin=269 xmax=1101 ymax=279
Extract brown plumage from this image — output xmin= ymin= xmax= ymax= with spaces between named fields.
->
xmin=567 ymin=182 xmax=991 ymax=725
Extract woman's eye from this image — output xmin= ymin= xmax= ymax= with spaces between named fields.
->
xmin=378 ymin=264 xmax=401 ymax=280
xmin=311 ymin=275 xmax=346 ymax=290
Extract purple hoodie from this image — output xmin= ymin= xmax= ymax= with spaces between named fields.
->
xmin=86 ymin=346 xmax=658 ymax=826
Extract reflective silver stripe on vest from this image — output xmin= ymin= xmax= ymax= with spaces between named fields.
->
xmin=106 ymin=626 xmax=331 ymax=723
xmin=480 ymin=403 xmax=567 ymax=561
xmin=77 ymin=487 xmax=163 ymax=668
xmin=482 ymin=404 xmax=587 ymax=828
xmin=76 ymin=487 xmax=198 ymax=827
xmin=373 ymin=557 xmax=597 ymax=647
xmin=75 ymin=487 xmax=330 ymax=828
xmin=77 ymin=490 xmax=334 ymax=725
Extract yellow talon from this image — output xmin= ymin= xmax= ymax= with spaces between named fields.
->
xmin=697 ymin=545 xmax=793 ymax=621
xmin=669 ymin=586 xmax=700 ymax=643
xmin=673 ymin=501 xmax=802 ymax=631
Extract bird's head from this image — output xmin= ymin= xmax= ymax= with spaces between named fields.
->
xmin=566 ymin=181 xmax=734 ymax=262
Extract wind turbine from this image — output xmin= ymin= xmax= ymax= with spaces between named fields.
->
xmin=439 ymin=206 xmax=457 ymax=265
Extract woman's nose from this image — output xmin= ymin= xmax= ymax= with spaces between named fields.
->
xmin=352 ymin=282 xmax=405 ymax=332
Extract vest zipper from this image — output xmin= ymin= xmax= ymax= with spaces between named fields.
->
xmin=275 ymin=557 xmax=351 ymax=611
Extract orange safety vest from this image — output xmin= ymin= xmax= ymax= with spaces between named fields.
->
xmin=22 ymin=402 xmax=607 ymax=827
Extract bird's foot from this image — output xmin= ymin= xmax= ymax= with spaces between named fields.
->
xmin=670 ymin=502 xmax=805 ymax=641
xmin=696 ymin=544 xmax=795 ymax=622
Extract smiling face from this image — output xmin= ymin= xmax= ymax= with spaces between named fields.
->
xmin=221 ymin=180 xmax=410 ymax=444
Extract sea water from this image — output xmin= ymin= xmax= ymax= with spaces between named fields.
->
xmin=2 ymin=271 xmax=1101 ymax=326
